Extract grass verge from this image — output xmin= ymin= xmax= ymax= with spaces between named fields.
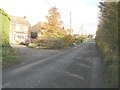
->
xmin=96 ymin=43 xmax=118 ymax=88
xmin=2 ymin=46 xmax=20 ymax=68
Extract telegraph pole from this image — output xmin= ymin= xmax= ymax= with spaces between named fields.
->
xmin=81 ymin=24 xmax=83 ymax=36
xmin=70 ymin=11 xmax=71 ymax=30
xmin=70 ymin=11 xmax=73 ymax=35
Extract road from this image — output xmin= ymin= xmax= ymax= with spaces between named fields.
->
xmin=2 ymin=41 xmax=106 ymax=88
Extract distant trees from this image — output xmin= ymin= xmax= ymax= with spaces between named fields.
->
xmin=96 ymin=2 xmax=118 ymax=87
xmin=88 ymin=34 xmax=94 ymax=38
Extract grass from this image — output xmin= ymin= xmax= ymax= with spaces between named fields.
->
xmin=104 ymin=57 xmax=118 ymax=87
xmin=0 ymin=48 xmax=2 ymax=67
xmin=96 ymin=43 xmax=118 ymax=88
xmin=2 ymin=46 xmax=20 ymax=68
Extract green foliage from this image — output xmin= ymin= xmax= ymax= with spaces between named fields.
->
xmin=45 ymin=39 xmax=64 ymax=49
xmin=0 ymin=9 xmax=19 ymax=67
xmin=2 ymin=47 xmax=20 ymax=67
xmin=62 ymin=35 xmax=75 ymax=47
xmin=32 ymin=7 xmax=75 ymax=49
xmin=28 ymin=38 xmax=65 ymax=49
xmin=0 ymin=9 xmax=10 ymax=20
xmin=29 ymin=34 xmax=76 ymax=49
xmin=0 ymin=48 xmax=2 ymax=66
xmin=96 ymin=2 xmax=118 ymax=87
xmin=77 ymin=36 xmax=86 ymax=42
xmin=29 ymin=7 xmax=84 ymax=49
xmin=0 ymin=9 xmax=10 ymax=46
xmin=28 ymin=43 xmax=37 ymax=48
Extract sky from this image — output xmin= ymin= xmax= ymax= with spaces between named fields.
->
xmin=0 ymin=0 xmax=101 ymax=34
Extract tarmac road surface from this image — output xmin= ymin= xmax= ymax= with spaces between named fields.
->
xmin=2 ymin=41 xmax=106 ymax=88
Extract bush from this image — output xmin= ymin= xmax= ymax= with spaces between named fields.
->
xmin=28 ymin=35 xmax=86 ymax=49
xmin=28 ymin=43 xmax=37 ymax=48
xmin=28 ymin=38 xmax=66 ymax=49
xmin=62 ymin=35 xmax=75 ymax=47
xmin=46 ymin=40 xmax=64 ymax=49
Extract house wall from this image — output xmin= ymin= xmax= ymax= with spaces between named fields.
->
xmin=0 ymin=9 xmax=10 ymax=46
xmin=10 ymin=23 xmax=29 ymax=44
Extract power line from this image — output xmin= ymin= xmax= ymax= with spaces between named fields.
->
xmin=42 ymin=0 xmax=51 ymax=7
xmin=78 ymin=24 xmax=83 ymax=35
xmin=44 ymin=0 xmax=50 ymax=5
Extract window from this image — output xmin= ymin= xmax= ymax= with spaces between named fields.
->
xmin=24 ymin=26 xmax=28 ymax=32
xmin=16 ymin=24 xmax=20 ymax=31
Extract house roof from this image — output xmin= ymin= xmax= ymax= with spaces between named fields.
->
xmin=30 ymin=22 xmax=46 ymax=32
xmin=10 ymin=16 xmax=30 ymax=26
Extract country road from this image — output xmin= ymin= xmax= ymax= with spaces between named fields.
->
xmin=2 ymin=41 xmax=106 ymax=88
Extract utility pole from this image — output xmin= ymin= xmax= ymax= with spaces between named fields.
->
xmin=70 ymin=11 xmax=71 ymax=30
xmin=70 ymin=11 xmax=73 ymax=35
xmin=81 ymin=24 xmax=83 ymax=36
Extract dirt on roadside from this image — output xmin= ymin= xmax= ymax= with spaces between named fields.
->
xmin=11 ymin=45 xmax=62 ymax=66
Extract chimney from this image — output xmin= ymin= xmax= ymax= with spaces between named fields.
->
xmin=24 ymin=16 xmax=27 ymax=20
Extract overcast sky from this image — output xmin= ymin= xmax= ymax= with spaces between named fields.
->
xmin=0 ymin=0 xmax=101 ymax=34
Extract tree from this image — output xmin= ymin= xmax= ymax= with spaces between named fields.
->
xmin=0 ymin=9 xmax=10 ymax=46
xmin=43 ymin=7 xmax=66 ymax=38
xmin=96 ymin=2 xmax=118 ymax=51
xmin=96 ymin=2 xmax=118 ymax=87
xmin=33 ymin=7 xmax=75 ymax=49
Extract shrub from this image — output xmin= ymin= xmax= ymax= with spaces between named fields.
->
xmin=28 ymin=43 xmax=37 ymax=48
xmin=46 ymin=40 xmax=64 ymax=49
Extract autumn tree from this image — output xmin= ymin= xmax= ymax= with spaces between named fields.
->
xmin=43 ymin=7 xmax=66 ymax=38
xmin=32 ymin=7 xmax=75 ymax=49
